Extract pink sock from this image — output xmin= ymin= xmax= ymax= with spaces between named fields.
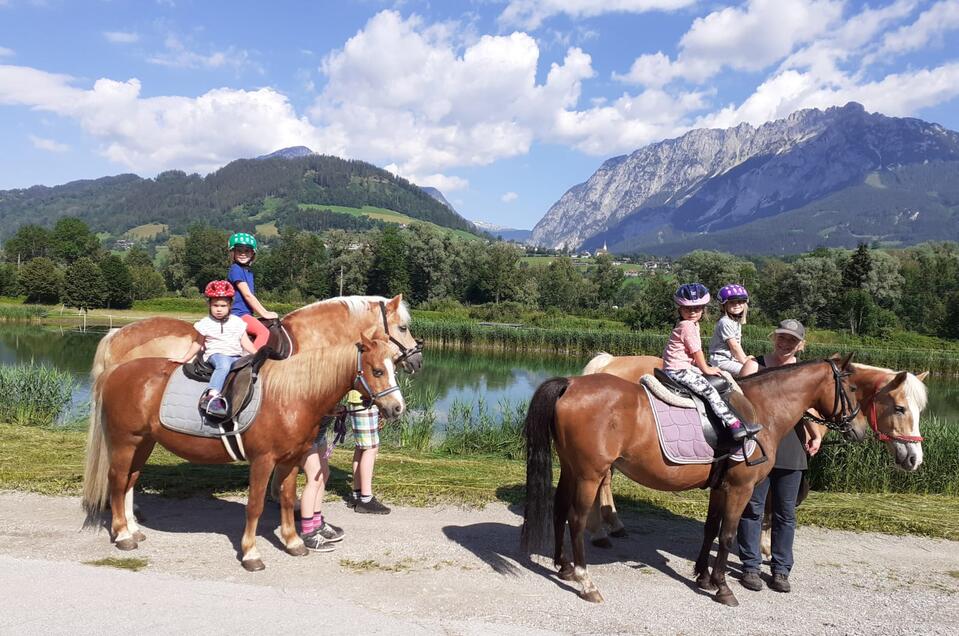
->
xmin=301 ymin=517 xmax=315 ymax=535
xmin=313 ymin=512 xmax=324 ymax=527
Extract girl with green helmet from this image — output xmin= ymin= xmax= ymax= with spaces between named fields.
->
xmin=227 ymin=232 xmax=277 ymax=349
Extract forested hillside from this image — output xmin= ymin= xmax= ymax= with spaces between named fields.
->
xmin=0 ymin=155 xmax=478 ymax=240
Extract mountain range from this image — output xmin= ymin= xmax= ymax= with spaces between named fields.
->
xmin=531 ymin=103 xmax=959 ymax=255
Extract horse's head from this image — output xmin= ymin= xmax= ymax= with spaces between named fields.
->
xmin=377 ymin=294 xmax=423 ymax=374
xmin=811 ymin=353 xmax=869 ymax=442
xmin=354 ymin=332 xmax=406 ymax=420
xmin=855 ymin=366 xmax=929 ymax=472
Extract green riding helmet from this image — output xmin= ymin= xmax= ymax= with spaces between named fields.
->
xmin=228 ymin=232 xmax=258 ymax=253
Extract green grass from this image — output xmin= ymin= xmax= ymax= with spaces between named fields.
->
xmin=299 ymin=203 xmax=415 ymax=224
xmin=123 ymin=223 xmax=168 ymax=240
xmin=2 ymin=421 xmax=957 ymax=540
xmin=255 ymin=221 xmax=279 ymax=238
xmin=0 ymin=365 xmax=74 ymax=427
xmin=0 ymin=305 xmax=47 ymax=321
xmin=84 ymin=557 xmax=149 ymax=572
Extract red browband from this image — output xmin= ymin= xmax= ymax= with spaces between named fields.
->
xmin=866 ymin=380 xmax=923 ymax=444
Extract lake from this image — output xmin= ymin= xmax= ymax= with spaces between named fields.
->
xmin=1 ymin=324 xmax=956 ymax=426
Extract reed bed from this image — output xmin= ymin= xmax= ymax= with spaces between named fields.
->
xmin=0 ymin=364 xmax=75 ymax=427
xmin=0 ymin=305 xmax=47 ymax=321
xmin=439 ymin=398 xmax=527 ymax=459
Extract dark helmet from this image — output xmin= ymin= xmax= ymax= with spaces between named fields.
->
xmin=674 ymin=283 xmax=710 ymax=307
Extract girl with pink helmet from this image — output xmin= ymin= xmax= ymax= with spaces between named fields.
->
xmin=709 ymin=284 xmax=759 ymax=377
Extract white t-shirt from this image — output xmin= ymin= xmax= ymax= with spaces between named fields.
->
xmin=194 ymin=315 xmax=246 ymax=360
xmin=709 ymin=315 xmax=742 ymax=363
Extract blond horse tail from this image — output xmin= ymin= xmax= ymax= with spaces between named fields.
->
xmin=82 ymin=329 xmax=117 ymax=526
xmin=582 ymin=351 xmax=613 ymax=375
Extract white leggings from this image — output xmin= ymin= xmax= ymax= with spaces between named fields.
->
xmin=664 ymin=368 xmax=740 ymax=428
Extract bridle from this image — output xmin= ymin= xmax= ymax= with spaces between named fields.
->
xmin=861 ymin=379 xmax=924 ymax=444
xmin=352 ymin=343 xmax=402 ymax=406
xmin=801 ymin=360 xmax=861 ymax=436
xmin=378 ymin=300 xmax=423 ymax=370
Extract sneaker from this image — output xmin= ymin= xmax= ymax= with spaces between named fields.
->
xmin=740 ymin=571 xmax=763 ymax=591
xmin=729 ymin=420 xmax=748 ymax=441
xmin=302 ymin=530 xmax=336 ymax=552
xmin=345 ymin=491 xmax=359 ymax=508
xmin=769 ymin=573 xmax=791 ymax=593
xmin=206 ymin=396 xmax=229 ymax=418
xmin=315 ymin=521 xmax=345 ymax=542
xmin=354 ymin=496 xmax=391 ymax=515
xmin=198 ymin=390 xmax=214 ymax=412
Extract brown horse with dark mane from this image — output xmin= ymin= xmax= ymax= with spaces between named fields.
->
xmin=522 ymin=355 xmax=865 ymax=607
xmin=82 ymin=332 xmax=405 ymax=571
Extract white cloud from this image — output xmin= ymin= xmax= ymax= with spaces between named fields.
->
xmin=878 ymin=0 xmax=959 ymax=56
xmin=617 ymin=0 xmax=844 ymax=87
xmin=147 ymin=35 xmax=260 ymax=73
xmin=103 ymin=31 xmax=139 ymax=44
xmin=0 ymin=46 xmax=13 ymax=57
xmin=501 ymin=191 xmax=518 ymax=203
xmin=28 ymin=134 xmax=69 ymax=153
xmin=499 ymin=0 xmax=695 ymax=30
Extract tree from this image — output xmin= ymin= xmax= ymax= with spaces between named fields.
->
xmin=477 ymin=242 xmax=522 ymax=304
xmin=183 ymin=225 xmax=229 ymax=292
xmin=62 ymin=257 xmax=107 ymax=311
xmin=782 ymin=256 xmax=843 ymax=327
xmin=130 ymin=265 xmax=167 ymax=300
xmin=257 ymin=228 xmax=330 ymax=299
xmin=842 ymin=243 xmax=872 ymax=289
xmin=99 ymin=255 xmax=135 ymax=309
xmin=589 ymin=254 xmax=625 ymax=308
xmin=50 ymin=217 xmax=101 ymax=264
xmin=675 ymin=250 xmax=757 ymax=297
xmin=0 ymin=262 xmax=19 ymax=296
xmin=124 ymin=245 xmax=155 ymax=270
xmin=367 ymin=226 xmax=411 ymax=298
xmin=406 ymin=223 xmax=455 ymax=303
xmin=862 ymin=250 xmax=904 ymax=309
xmin=3 ymin=224 xmax=51 ymax=262
xmin=537 ymin=256 xmax=588 ymax=312
xmin=623 ymin=274 xmax=677 ymax=329
xmin=325 ymin=230 xmax=373 ymax=296
xmin=17 ymin=257 xmax=63 ymax=304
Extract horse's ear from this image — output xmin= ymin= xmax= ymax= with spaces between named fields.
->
xmin=361 ymin=324 xmax=378 ymax=342
xmin=839 ymin=352 xmax=854 ymax=369
xmin=916 ymin=371 xmax=929 ymax=383
xmin=387 ymin=294 xmax=402 ymax=312
xmin=885 ymin=371 xmax=908 ymax=392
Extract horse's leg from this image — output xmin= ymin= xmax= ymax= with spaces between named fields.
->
xmin=275 ymin=461 xmax=307 ymax=557
xmin=240 ymin=456 xmax=275 ymax=571
xmin=570 ymin=477 xmax=604 ymax=603
xmin=124 ymin=439 xmax=155 ymax=543
xmin=553 ymin=469 xmax=574 ymax=579
xmin=694 ymin=487 xmax=725 ymax=591
xmin=587 ymin=491 xmax=611 ymax=549
xmin=108 ymin=441 xmax=138 ymax=551
xmin=600 ymin=469 xmax=626 ymax=538
xmin=710 ymin=485 xmax=753 ymax=607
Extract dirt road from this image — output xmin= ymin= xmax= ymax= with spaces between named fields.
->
xmin=0 ymin=491 xmax=956 ymax=635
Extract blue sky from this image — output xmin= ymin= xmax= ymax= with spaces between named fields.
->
xmin=1 ymin=0 xmax=958 ymax=230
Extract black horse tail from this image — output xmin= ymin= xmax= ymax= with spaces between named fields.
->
xmin=521 ymin=376 xmax=570 ymax=553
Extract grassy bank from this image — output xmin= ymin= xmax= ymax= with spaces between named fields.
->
xmin=1 ymin=422 xmax=957 ymax=541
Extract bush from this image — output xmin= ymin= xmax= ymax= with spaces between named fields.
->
xmin=18 ymin=257 xmax=63 ymax=304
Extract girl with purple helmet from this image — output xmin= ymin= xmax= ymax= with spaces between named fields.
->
xmin=662 ymin=283 xmax=758 ymax=441
xmin=708 ymin=284 xmax=759 ymax=377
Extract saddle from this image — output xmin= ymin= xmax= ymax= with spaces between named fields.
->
xmin=648 ymin=369 xmax=767 ymax=466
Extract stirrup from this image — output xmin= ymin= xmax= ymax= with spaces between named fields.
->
xmin=744 ymin=437 xmax=768 ymax=467
xmin=206 ymin=396 xmax=229 ymax=418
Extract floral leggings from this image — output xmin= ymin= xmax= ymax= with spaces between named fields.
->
xmin=664 ymin=368 xmax=740 ymax=428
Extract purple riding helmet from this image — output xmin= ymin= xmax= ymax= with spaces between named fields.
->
xmin=674 ymin=283 xmax=710 ymax=306
xmin=718 ymin=284 xmax=749 ymax=304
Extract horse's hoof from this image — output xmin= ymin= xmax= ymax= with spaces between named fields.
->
xmin=557 ymin=565 xmax=576 ymax=581
xmin=610 ymin=528 xmax=627 ymax=538
xmin=133 ymin=531 xmax=146 ymax=542
xmin=696 ymin=574 xmax=717 ymax=591
xmin=286 ymin=543 xmax=309 ymax=557
xmin=115 ymin=538 xmax=138 ymax=551
xmin=580 ymin=590 xmax=604 ymax=603
xmin=591 ymin=537 xmax=613 ymax=549
xmin=242 ymin=558 xmax=265 ymax=572
xmin=714 ymin=590 xmax=739 ymax=607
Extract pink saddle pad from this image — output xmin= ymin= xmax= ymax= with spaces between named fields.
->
xmin=642 ymin=385 xmax=754 ymax=464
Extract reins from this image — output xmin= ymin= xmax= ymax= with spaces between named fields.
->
xmin=800 ymin=360 xmax=861 ymax=436
xmin=378 ymin=300 xmax=423 ymax=368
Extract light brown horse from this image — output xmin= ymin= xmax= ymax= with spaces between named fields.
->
xmin=582 ymin=353 xmax=930 ymax=547
xmin=82 ymin=332 xmax=405 ymax=571
xmin=522 ymin=356 xmax=867 ymax=606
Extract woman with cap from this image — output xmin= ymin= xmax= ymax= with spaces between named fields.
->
xmin=736 ymin=319 xmax=823 ymax=594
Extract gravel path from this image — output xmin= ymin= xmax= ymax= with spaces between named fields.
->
xmin=0 ymin=491 xmax=956 ymax=635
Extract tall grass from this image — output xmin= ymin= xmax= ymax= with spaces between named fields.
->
xmin=0 ymin=365 xmax=75 ymax=427
xmin=439 ymin=398 xmax=527 ymax=459
xmin=0 ymin=305 xmax=47 ymax=321
xmin=379 ymin=378 xmax=437 ymax=452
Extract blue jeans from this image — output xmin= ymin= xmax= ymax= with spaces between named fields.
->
xmin=737 ymin=468 xmax=803 ymax=576
xmin=207 ymin=353 xmax=239 ymax=394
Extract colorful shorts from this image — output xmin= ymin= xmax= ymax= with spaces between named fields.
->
xmin=349 ymin=407 xmax=380 ymax=449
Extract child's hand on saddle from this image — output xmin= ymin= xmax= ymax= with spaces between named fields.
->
xmin=261 ymin=310 xmax=279 ymax=320
xmin=704 ymin=365 xmax=723 ymax=376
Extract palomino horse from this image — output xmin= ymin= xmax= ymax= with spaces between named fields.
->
xmin=522 ymin=356 xmax=866 ymax=606
xmin=82 ymin=333 xmax=405 ymax=571
xmin=581 ymin=353 xmax=929 ymax=548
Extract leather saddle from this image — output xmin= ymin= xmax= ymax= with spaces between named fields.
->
xmin=182 ymin=319 xmax=293 ymax=423
xmin=652 ymin=368 xmax=762 ymax=456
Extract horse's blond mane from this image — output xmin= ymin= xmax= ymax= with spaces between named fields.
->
xmin=288 ymin=295 xmax=411 ymax=324
xmin=264 ymin=343 xmax=357 ymax=403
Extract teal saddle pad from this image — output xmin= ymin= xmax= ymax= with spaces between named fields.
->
xmin=159 ymin=368 xmax=263 ymax=438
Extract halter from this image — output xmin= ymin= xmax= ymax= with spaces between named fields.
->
xmin=801 ymin=360 xmax=861 ymax=436
xmin=862 ymin=379 xmax=924 ymax=444
xmin=379 ymin=300 xmax=423 ymax=369
xmin=352 ymin=343 xmax=402 ymax=406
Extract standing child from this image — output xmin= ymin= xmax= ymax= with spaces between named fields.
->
xmin=709 ymin=284 xmax=759 ymax=377
xmin=662 ymin=283 xmax=759 ymax=441
xmin=299 ymin=415 xmax=346 ymax=552
xmin=346 ymin=390 xmax=390 ymax=514
xmin=227 ymin=232 xmax=278 ymax=351
xmin=170 ymin=280 xmax=257 ymax=417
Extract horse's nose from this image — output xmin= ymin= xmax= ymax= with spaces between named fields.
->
xmin=391 ymin=403 xmax=404 ymax=418
xmin=907 ymin=453 xmax=919 ymax=470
